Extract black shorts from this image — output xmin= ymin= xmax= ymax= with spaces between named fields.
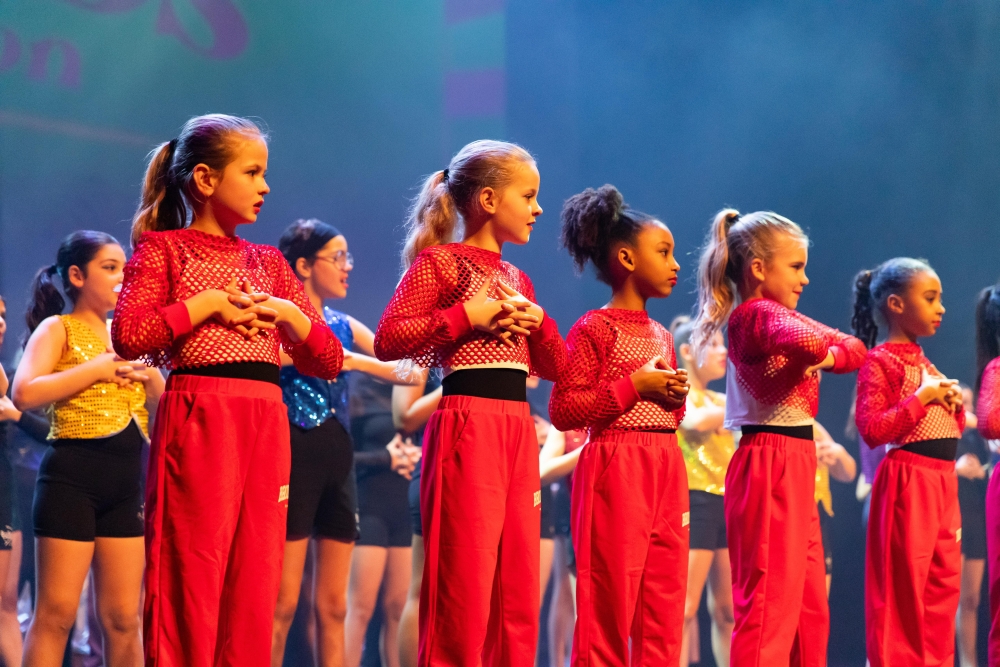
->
xmin=553 ymin=479 xmax=572 ymax=537
xmin=689 ymin=490 xmax=726 ymax=551
xmin=819 ymin=502 xmax=833 ymax=575
xmin=33 ymin=421 xmax=145 ymax=541
xmin=959 ymin=477 xmax=987 ymax=560
xmin=287 ymin=418 xmax=359 ymax=542
xmin=540 ymin=483 xmax=555 ymax=540
xmin=357 ymin=471 xmax=412 ymax=548
xmin=409 ymin=460 xmax=422 ymax=537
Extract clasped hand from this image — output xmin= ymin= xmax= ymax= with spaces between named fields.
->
xmin=630 ymin=356 xmax=690 ymax=411
xmin=463 ymin=280 xmax=544 ymax=348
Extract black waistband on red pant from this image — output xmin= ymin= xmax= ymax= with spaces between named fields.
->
xmin=442 ymin=368 xmax=528 ymax=402
xmin=900 ymin=438 xmax=958 ymax=462
xmin=172 ymin=362 xmax=280 ymax=386
xmin=740 ymin=424 xmax=815 ymax=441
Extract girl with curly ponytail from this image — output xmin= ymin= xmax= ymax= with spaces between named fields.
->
xmin=549 ymin=184 xmax=689 ymax=663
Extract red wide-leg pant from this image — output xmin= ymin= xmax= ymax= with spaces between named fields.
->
xmin=418 ymin=395 xmax=540 ymax=667
xmin=725 ymin=431 xmax=828 ymax=667
xmin=987 ymin=463 xmax=1000 ymax=666
xmin=866 ymin=448 xmax=960 ymax=667
xmin=570 ymin=431 xmax=689 ymax=667
xmin=144 ymin=375 xmax=291 ymax=667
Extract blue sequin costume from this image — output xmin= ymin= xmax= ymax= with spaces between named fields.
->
xmin=281 ymin=307 xmax=354 ymax=431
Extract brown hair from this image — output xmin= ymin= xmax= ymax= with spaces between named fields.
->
xmin=131 ymin=114 xmax=267 ymax=247
xmin=691 ymin=208 xmax=807 ymax=357
xmin=401 ymin=139 xmax=535 ymax=270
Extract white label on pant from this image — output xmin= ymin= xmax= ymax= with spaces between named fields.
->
xmin=278 ymin=485 xmax=289 ymax=503
xmin=682 ymin=512 xmax=690 ymax=528
xmin=533 ymin=491 xmax=542 ymax=507
xmin=957 ymin=527 xmax=962 ymax=543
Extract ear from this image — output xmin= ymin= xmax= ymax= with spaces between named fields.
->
xmin=749 ymin=257 xmax=767 ymax=283
xmin=615 ymin=245 xmax=636 ymax=274
xmin=885 ymin=293 xmax=905 ymax=316
xmin=66 ymin=265 xmax=86 ymax=290
xmin=679 ymin=342 xmax=694 ymax=366
xmin=295 ymin=257 xmax=312 ymax=281
xmin=190 ymin=163 xmax=219 ymax=200
xmin=478 ymin=186 xmax=499 ymax=215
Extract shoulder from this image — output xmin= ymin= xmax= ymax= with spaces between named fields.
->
xmin=27 ymin=316 xmax=68 ymax=350
xmin=986 ymin=357 xmax=1000 ymax=378
xmin=568 ymin=310 xmax=616 ymax=340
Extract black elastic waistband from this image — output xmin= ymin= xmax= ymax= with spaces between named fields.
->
xmin=641 ymin=429 xmax=677 ymax=434
xmin=900 ymin=438 xmax=958 ymax=462
xmin=442 ymin=368 xmax=528 ymax=402
xmin=53 ymin=419 xmax=144 ymax=451
xmin=741 ymin=424 xmax=814 ymax=441
xmin=172 ymin=361 xmax=280 ymax=386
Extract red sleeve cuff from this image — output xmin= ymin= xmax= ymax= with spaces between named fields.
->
xmin=159 ymin=302 xmax=193 ymax=338
xmin=828 ymin=345 xmax=848 ymax=373
xmin=902 ymin=394 xmax=928 ymax=423
xmin=299 ymin=320 xmax=332 ymax=357
xmin=611 ymin=376 xmax=641 ymax=413
xmin=532 ymin=311 xmax=560 ymax=342
xmin=441 ymin=303 xmax=473 ymax=341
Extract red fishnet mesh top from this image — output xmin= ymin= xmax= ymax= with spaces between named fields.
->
xmin=548 ymin=309 xmax=685 ymax=437
xmin=979 ymin=358 xmax=1000 ymax=440
xmin=855 ymin=342 xmax=964 ymax=447
xmin=725 ymin=298 xmax=867 ymax=429
xmin=111 ymin=228 xmax=343 ymax=379
xmin=372 ymin=243 xmax=565 ymax=379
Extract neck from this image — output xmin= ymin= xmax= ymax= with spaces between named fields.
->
xmin=607 ymin=282 xmax=647 ymax=311
xmin=687 ymin=365 xmax=708 ymax=392
xmin=69 ymin=302 xmax=109 ymax=331
xmin=885 ymin=322 xmax=918 ymax=345
xmin=189 ymin=207 xmax=237 ymax=238
xmin=463 ymin=220 xmax=502 ymax=254
xmin=303 ymin=280 xmax=324 ymax=316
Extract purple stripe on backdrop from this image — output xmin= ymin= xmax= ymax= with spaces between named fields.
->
xmin=444 ymin=0 xmax=505 ymax=25
xmin=444 ymin=69 xmax=505 ymax=118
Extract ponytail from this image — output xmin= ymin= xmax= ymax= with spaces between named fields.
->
xmin=131 ymin=114 xmax=267 ymax=248
xmin=23 ymin=230 xmax=120 ymax=338
xmin=401 ymin=139 xmax=535 ymax=271
xmin=851 ymin=269 xmax=878 ymax=349
xmin=402 ymin=170 xmax=457 ymax=270
xmin=691 ymin=208 xmax=740 ymax=357
xmin=25 ymin=265 xmax=65 ymax=335
xmin=976 ymin=284 xmax=1000 ymax=394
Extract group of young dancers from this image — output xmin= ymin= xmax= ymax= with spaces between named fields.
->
xmin=0 ymin=111 xmax=999 ymax=667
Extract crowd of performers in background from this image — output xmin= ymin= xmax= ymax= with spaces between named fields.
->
xmin=0 ymin=112 xmax=998 ymax=667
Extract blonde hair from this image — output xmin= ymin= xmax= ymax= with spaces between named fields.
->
xmin=401 ymin=139 xmax=535 ymax=270
xmin=691 ymin=208 xmax=807 ymax=356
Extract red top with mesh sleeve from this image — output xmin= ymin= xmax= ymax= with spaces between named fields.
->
xmin=549 ymin=309 xmax=684 ymax=437
xmin=372 ymin=243 xmax=565 ymax=379
xmin=725 ymin=298 xmax=867 ymax=429
xmin=977 ymin=357 xmax=1000 ymax=440
xmin=855 ymin=342 xmax=964 ymax=447
xmin=111 ymin=228 xmax=343 ymax=379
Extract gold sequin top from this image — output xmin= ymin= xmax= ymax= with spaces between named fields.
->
xmin=678 ymin=387 xmax=735 ymax=495
xmin=49 ymin=315 xmax=148 ymax=441
xmin=815 ymin=462 xmax=833 ymax=516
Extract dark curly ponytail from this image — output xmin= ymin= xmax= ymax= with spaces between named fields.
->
xmin=975 ymin=284 xmax=1000 ymax=394
xmin=851 ymin=269 xmax=877 ymax=349
xmin=850 ymin=257 xmax=934 ymax=350
xmin=559 ymin=184 xmax=655 ymax=285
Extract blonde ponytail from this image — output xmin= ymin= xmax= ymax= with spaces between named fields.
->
xmin=691 ymin=208 xmax=740 ymax=357
xmin=131 ymin=140 xmax=186 ymax=248
xmin=402 ymin=170 xmax=458 ymax=270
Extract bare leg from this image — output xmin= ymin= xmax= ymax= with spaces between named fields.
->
xmin=378 ymin=547 xmax=411 ymax=667
xmin=22 ymin=537 xmax=94 ymax=667
xmin=397 ymin=535 xmax=423 ymax=667
xmin=344 ymin=545 xmax=388 ymax=667
xmin=706 ymin=547 xmax=734 ymax=667
xmin=314 ymin=538 xmax=354 ymax=667
xmin=547 ymin=535 xmax=574 ymax=667
xmin=91 ymin=536 xmax=144 ymax=666
xmin=271 ymin=538 xmax=310 ymax=667
xmin=957 ymin=555 xmax=985 ymax=667
xmin=0 ymin=532 xmax=22 ymax=666
xmin=681 ymin=549 xmax=714 ymax=667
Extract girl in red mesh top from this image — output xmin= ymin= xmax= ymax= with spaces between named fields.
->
xmin=690 ymin=209 xmax=866 ymax=667
xmin=974 ymin=283 xmax=1000 ymax=661
xmin=111 ymin=114 xmax=343 ymax=667
xmin=373 ymin=140 xmax=566 ymax=667
xmin=851 ymin=257 xmax=964 ymax=666
xmin=548 ymin=185 xmax=690 ymax=665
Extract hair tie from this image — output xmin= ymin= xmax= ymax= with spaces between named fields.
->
xmin=47 ymin=264 xmax=59 ymax=277
xmin=442 ymin=168 xmax=449 ymax=183
xmin=168 ymin=138 xmax=178 ymax=151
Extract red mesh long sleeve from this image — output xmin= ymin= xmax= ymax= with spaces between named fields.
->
xmin=111 ymin=228 xmax=342 ymax=377
xmin=977 ymin=357 xmax=1000 ymax=440
xmin=549 ymin=309 xmax=683 ymax=436
xmin=728 ymin=299 xmax=866 ymax=419
xmin=373 ymin=243 xmax=565 ymax=378
xmin=855 ymin=342 xmax=963 ymax=447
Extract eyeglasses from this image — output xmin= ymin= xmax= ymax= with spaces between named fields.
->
xmin=314 ymin=251 xmax=354 ymax=270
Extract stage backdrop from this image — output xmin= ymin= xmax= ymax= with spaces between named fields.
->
xmin=4 ymin=1 xmax=1000 ymax=664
